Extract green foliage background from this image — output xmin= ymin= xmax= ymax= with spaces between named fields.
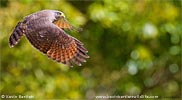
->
xmin=0 ymin=0 xmax=181 ymax=99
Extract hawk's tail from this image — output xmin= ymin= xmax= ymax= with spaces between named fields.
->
xmin=9 ymin=22 xmax=25 ymax=47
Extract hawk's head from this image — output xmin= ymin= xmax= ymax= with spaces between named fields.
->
xmin=35 ymin=10 xmax=79 ymax=31
xmin=54 ymin=11 xmax=65 ymax=20
xmin=25 ymin=10 xmax=66 ymax=23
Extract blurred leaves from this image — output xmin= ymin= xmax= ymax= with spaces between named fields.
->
xmin=0 ymin=0 xmax=181 ymax=99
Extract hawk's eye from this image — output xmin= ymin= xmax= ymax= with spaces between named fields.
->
xmin=55 ymin=12 xmax=62 ymax=19
xmin=56 ymin=12 xmax=62 ymax=15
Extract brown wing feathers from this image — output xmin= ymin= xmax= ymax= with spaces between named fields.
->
xmin=24 ymin=24 xmax=89 ymax=66
xmin=25 ymin=31 xmax=53 ymax=54
xmin=53 ymin=18 xmax=73 ymax=30
xmin=47 ymin=37 xmax=89 ymax=66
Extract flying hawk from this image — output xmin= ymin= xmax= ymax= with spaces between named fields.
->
xmin=9 ymin=10 xmax=89 ymax=67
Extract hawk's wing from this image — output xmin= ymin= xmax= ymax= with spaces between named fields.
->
xmin=25 ymin=23 xmax=89 ymax=66
xmin=53 ymin=18 xmax=73 ymax=29
xmin=53 ymin=17 xmax=82 ymax=31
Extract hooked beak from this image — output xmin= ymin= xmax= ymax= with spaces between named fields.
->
xmin=59 ymin=13 xmax=65 ymax=19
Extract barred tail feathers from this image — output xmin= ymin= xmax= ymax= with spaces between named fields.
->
xmin=9 ymin=22 xmax=25 ymax=47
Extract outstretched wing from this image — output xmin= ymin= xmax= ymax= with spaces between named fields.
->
xmin=53 ymin=17 xmax=82 ymax=32
xmin=25 ymin=23 xmax=89 ymax=66
xmin=47 ymin=32 xmax=89 ymax=66
xmin=53 ymin=18 xmax=73 ymax=29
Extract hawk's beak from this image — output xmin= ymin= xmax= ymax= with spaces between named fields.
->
xmin=60 ymin=14 xmax=65 ymax=19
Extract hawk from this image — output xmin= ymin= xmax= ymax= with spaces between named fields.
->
xmin=9 ymin=10 xmax=89 ymax=67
